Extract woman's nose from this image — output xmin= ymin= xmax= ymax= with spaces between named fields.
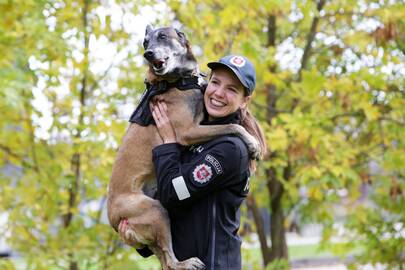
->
xmin=213 ymin=86 xmax=225 ymax=97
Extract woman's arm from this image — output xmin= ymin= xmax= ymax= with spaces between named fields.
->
xmin=152 ymin=139 xmax=244 ymax=209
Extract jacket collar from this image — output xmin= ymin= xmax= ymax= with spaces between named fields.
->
xmin=202 ymin=109 xmax=241 ymax=125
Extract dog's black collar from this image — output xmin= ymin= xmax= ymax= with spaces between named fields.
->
xmin=129 ymin=76 xmax=205 ymax=126
xmin=145 ymin=76 xmax=204 ymax=93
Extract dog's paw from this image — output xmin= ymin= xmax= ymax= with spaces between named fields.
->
xmin=249 ymin=143 xmax=261 ymax=160
xmin=245 ymin=134 xmax=261 ymax=161
xmin=175 ymin=257 xmax=205 ymax=270
xmin=231 ymin=124 xmax=262 ymax=160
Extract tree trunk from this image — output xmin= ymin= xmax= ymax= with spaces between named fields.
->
xmin=267 ymin=167 xmax=289 ymax=260
xmin=246 ymin=194 xmax=272 ymax=266
xmin=64 ymin=2 xmax=90 ymax=270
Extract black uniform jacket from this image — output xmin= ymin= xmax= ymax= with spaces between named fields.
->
xmin=152 ymin=111 xmax=251 ymax=270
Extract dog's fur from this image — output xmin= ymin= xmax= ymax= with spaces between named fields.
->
xmin=107 ymin=26 xmax=260 ymax=270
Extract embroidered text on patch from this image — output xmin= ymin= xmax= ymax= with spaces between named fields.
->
xmin=205 ymin=154 xmax=223 ymax=174
xmin=192 ymin=164 xmax=213 ymax=184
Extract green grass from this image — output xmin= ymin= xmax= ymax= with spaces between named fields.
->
xmin=288 ymin=244 xmax=334 ymax=259
xmin=242 ymin=243 xmax=333 ymax=261
xmin=2 ymin=243 xmax=356 ymax=270
xmin=241 ymin=243 xmax=353 ymax=269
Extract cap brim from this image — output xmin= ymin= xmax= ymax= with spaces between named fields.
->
xmin=207 ymin=62 xmax=250 ymax=91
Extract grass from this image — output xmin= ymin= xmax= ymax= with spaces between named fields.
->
xmin=242 ymin=243 xmax=335 ymax=268
xmin=289 ymin=244 xmax=334 ymax=259
xmin=2 ymin=243 xmax=353 ymax=270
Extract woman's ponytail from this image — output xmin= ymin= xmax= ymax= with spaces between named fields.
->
xmin=240 ymin=108 xmax=267 ymax=172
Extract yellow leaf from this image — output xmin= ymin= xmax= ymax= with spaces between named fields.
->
xmin=266 ymin=127 xmax=288 ymax=151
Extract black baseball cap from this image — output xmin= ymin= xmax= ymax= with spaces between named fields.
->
xmin=207 ymin=55 xmax=256 ymax=95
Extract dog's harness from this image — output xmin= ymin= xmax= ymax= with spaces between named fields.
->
xmin=129 ymin=76 xmax=205 ymax=126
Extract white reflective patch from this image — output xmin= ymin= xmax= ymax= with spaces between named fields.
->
xmin=172 ymin=176 xmax=190 ymax=200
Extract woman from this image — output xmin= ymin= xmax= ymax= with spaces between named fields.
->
xmin=123 ymin=55 xmax=266 ymax=269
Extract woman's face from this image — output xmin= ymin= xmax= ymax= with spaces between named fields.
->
xmin=204 ymin=67 xmax=250 ymax=120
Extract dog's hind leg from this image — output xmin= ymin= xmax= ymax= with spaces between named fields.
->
xmin=120 ymin=198 xmax=205 ymax=270
xmin=149 ymin=241 xmax=205 ymax=270
xmin=151 ymin=219 xmax=205 ymax=270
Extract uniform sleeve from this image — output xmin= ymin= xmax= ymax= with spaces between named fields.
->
xmin=152 ymin=141 xmax=242 ymax=209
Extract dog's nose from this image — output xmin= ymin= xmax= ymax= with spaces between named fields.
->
xmin=144 ymin=50 xmax=155 ymax=60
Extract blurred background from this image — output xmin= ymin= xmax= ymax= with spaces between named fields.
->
xmin=0 ymin=0 xmax=404 ymax=269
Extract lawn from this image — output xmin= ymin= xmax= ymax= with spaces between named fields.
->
xmin=1 ymin=243 xmax=350 ymax=270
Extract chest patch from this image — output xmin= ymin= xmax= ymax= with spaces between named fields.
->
xmin=192 ymin=163 xmax=213 ymax=184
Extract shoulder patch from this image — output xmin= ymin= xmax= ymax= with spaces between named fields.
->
xmin=204 ymin=154 xmax=223 ymax=174
xmin=192 ymin=163 xmax=213 ymax=184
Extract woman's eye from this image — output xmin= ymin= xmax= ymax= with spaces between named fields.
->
xmin=228 ymin=88 xmax=237 ymax=93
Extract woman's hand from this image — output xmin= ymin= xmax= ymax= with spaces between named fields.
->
xmin=151 ymin=101 xmax=177 ymax=144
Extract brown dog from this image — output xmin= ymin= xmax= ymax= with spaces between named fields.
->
xmin=107 ymin=26 xmax=260 ymax=270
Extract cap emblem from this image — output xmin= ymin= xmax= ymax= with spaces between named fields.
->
xmin=230 ymin=56 xmax=246 ymax=67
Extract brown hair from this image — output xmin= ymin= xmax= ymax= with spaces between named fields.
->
xmin=240 ymin=108 xmax=267 ymax=172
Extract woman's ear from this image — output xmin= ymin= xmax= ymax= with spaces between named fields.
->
xmin=240 ymin=95 xmax=251 ymax=110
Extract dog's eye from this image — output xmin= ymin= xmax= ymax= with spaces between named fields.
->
xmin=158 ymin=33 xmax=167 ymax=40
xmin=143 ymin=39 xmax=149 ymax=48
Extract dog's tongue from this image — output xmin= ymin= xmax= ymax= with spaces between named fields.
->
xmin=153 ymin=60 xmax=164 ymax=69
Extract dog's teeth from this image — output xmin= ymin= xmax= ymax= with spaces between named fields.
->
xmin=153 ymin=60 xmax=164 ymax=69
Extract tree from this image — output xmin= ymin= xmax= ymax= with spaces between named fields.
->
xmin=1 ymin=0 xmax=404 ymax=269
xmin=168 ymin=0 xmax=404 ymax=268
xmin=0 ymin=0 xmax=164 ymax=269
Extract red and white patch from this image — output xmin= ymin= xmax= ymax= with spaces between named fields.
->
xmin=192 ymin=164 xmax=213 ymax=184
xmin=230 ymin=56 xmax=246 ymax=67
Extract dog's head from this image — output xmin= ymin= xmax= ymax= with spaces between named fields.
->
xmin=143 ymin=25 xmax=197 ymax=78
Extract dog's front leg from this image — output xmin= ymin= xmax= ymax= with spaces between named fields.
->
xmin=177 ymin=124 xmax=261 ymax=159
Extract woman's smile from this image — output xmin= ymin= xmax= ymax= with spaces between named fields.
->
xmin=209 ymin=98 xmax=226 ymax=107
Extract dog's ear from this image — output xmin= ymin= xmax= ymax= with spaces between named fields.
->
xmin=175 ymin=29 xmax=187 ymax=45
xmin=144 ymin=25 xmax=153 ymax=49
xmin=145 ymin=25 xmax=153 ymax=37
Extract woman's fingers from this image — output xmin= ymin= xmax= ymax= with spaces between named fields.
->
xmin=162 ymin=101 xmax=168 ymax=112
xmin=152 ymin=104 xmax=163 ymax=125
xmin=157 ymin=102 xmax=168 ymax=120
xmin=118 ymin=219 xmax=127 ymax=239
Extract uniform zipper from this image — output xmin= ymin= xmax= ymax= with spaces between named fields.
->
xmin=210 ymin=193 xmax=217 ymax=270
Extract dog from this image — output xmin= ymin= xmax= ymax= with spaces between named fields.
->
xmin=107 ymin=25 xmax=261 ymax=270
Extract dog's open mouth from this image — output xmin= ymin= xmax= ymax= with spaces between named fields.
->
xmin=152 ymin=60 xmax=165 ymax=70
